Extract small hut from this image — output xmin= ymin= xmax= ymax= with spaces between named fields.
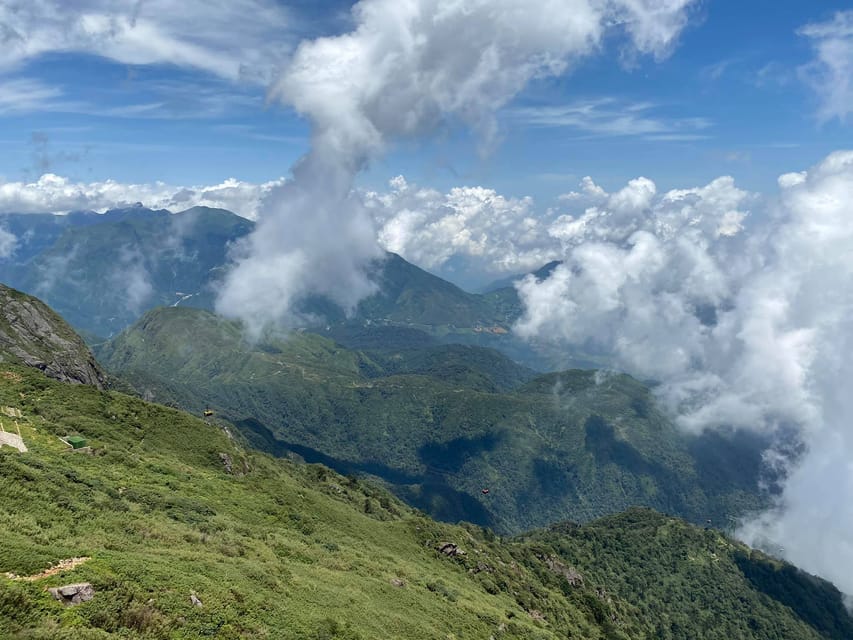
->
xmin=66 ymin=436 xmax=88 ymax=450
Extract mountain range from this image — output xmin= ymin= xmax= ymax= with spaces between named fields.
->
xmin=0 ymin=206 xmax=781 ymax=534
xmin=1 ymin=284 xmax=851 ymax=639
xmin=0 ymin=206 xmax=589 ymax=370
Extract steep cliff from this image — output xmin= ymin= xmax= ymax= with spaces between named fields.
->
xmin=0 ymin=284 xmax=106 ymax=389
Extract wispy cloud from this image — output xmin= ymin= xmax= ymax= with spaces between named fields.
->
xmin=0 ymin=74 xmax=264 ymax=121
xmin=700 ymin=57 xmax=738 ymax=81
xmin=0 ymin=0 xmax=296 ymax=84
xmin=0 ymin=78 xmax=77 ymax=114
xmin=511 ymin=98 xmax=712 ymax=140
xmin=212 ymin=123 xmax=306 ymax=145
xmin=798 ymin=10 xmax=853 ymax=123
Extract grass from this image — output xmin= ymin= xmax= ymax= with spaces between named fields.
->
xmin=0 ymin=363 xmax=849 ymax=639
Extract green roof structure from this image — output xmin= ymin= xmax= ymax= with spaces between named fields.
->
xmin=66 ymin=436 xmax=87 ymax=449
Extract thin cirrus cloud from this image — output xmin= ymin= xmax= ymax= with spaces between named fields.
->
xmin=0 ymin=78 xmax=79 ymax=115
xmin=511 ymin=98 xmax=713 ymax=140
xmin=0 ymin=0 xmax=295 ymax=83
xmin=798 ymin=10 xmax=853 ymax=123
xmin=0 ymin=75 xmax=265 ymax=121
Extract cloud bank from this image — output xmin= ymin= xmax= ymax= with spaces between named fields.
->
xmin=368 ymin=176 xmax=557 ymax=279
xmin=0 ymin=173 xmax=284 ymax=219
xmin=514 ymin=151 xmax=853 ymax=595
xmin=214 ymin=0 xmax=697 ymax=334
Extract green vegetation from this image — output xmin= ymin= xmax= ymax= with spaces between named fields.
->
xmin=0 ymin=363 xmax=848 ymax=639
xmin=0 ymin=280 xmax=849 ymax=639
xmin=516 ymin=509 xmax=853 ymax=640
xmin=99 ymin=307 xmax=771 ymax=535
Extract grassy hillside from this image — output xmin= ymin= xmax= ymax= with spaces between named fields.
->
xmin=99 ymin=307 xmax=771 ymax=535
xmin=0 ymin=363 xmax=849 ymax=639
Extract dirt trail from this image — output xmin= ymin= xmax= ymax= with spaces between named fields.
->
xmin=5 ymin=557 xmax=91 ymax=581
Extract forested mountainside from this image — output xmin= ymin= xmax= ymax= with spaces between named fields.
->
xmin=99 ymin=306 xmax=772 ymax=535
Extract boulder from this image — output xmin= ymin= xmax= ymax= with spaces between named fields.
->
xmin=437 ymin=542 xmax=465 ymax=558
xmin=48 ymin=582 xmax=94 ymax=605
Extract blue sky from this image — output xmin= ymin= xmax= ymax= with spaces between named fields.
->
xmin=0 ymin=1 xmax=851 ymax=202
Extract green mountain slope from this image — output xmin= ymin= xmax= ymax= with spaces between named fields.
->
xmin=99 ymin=307 xmax=770 ymax=535
xmin=1 ymin=341 xmax=849 ymax=637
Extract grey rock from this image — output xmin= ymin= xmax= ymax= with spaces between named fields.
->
xmin=437 ymin=542 xmax=465 ymax=557
xmin=542 ymin=554 xmax=584 ymax=587
xmin=219 ymin=452 xmax=233 ymax=474
xmin=48 ymin=582 xmax=94 ymax=605
xmin=0 ymin=284 xmax=106 ymax=389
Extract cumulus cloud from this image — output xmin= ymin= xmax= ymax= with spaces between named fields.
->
xmin=368 ymin=176 xmax=557 ymax=278
xmin=0 ymin=173 xmax=284 ymax=219
xmin=799 ymin=10 xmax=853 ymax=123
xmin=0 ymin=0 xmax=293 ymax=83
xmin=514 ymin=151 xmax=853 ymax=595
xmin=216 ymin=0 xmax=698 ymax=333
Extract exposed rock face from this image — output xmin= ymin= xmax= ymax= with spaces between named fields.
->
xmin=48 ymin=582 xmax=94 ymax=605
xmin=437 ymin=542 xmax=465 ymax=558
xmin=0 ymin=284 xmax=106 ymax=389
xmin=543 ymin=554 xmax=584 ymax=587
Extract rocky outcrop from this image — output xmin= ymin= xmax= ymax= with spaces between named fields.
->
xmin=437 ymin=542 xmax=465 ymax=558
xmin=48 ymin=583 xmax=94 ymax=605
xmin=542 ymin=554 xmax=584 ymax=587
xmin=0 ymin=284 xmax=106 ymax=389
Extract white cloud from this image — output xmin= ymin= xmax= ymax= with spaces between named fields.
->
xmin=0 ymin=78 xmax=74 ymax=114
xmin=512 ymin=98 xmax=712 ymax=139
xmin=514 ymin=150 xmax=853 ymax=595
xmin=0 ymin=0 xmax=293 ymax=83
xmin=368 ymin=176 xmax=557 ymax=277
xmin=799 ymin=10 xmax=853 ymax=122
xmin=0 ymin=226 xmax=16 ymax=258
xmin=216 ymin=0 xmax=698 ymax=334
xmin=0 ymin=173 xmax=284 ymax=219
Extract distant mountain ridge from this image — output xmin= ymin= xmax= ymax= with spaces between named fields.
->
xmin=1 ymin=206 xmax=581 ymax=368
xmin=0 ymin=206 xmax=253 ymax=338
